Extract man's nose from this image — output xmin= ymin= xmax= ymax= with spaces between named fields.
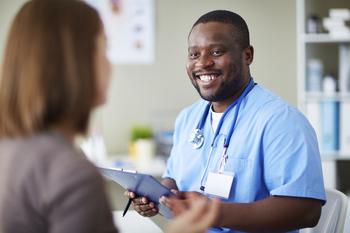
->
xmin=195 ymin=54 xmax=214 ymax=69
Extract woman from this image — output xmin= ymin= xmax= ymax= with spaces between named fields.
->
xmin=0 ymin=1 xmax=115 ymax=232
xmin=0 ymin=1 xmax=218 ymax=233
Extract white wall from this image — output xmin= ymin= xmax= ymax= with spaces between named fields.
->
xmin=0 ymin=0 xmax=297 ymax=154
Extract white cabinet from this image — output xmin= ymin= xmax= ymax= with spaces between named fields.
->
xmin=297 ymin=0 xmax=350 ymax=193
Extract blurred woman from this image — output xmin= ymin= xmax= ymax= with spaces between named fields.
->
xmin=0 ymin=1 xmax=116 ymax=232
xmin=0 ymin=1 xmax=218 ymax=233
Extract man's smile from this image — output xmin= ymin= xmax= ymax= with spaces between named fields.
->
xmin=193 ymin=70 xmax=222 ymax=86
xmin=199 ymin=74 xmax=218 ymax=81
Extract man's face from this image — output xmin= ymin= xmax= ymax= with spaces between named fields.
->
xmin=186 ymin=22 xmax=247 ymax=103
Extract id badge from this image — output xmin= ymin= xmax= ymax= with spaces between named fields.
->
xmin=204 ymin=170 xmax=234 ymax=199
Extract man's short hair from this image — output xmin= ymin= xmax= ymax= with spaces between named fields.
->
xmin=191 ymin=10 xmax=250 ymax=49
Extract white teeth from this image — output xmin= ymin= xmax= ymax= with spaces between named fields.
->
xmin=199 ymin=75 xmax=217 ymax=81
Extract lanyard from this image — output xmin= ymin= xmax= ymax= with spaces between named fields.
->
xmin=199 ymin=77 xmax=255 ymax=190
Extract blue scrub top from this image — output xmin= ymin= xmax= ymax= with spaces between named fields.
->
xmin=163 ymin=81 xmax=326 ymax=233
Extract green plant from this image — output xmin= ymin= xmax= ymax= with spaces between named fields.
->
xmin=130 ymin=124 xmax=153 ymax=141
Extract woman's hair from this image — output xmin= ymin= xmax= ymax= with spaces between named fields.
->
xmin=0 ymin=0 xmax=101 ymax=138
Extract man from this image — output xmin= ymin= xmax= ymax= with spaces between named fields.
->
xmin=125 ymin=10 xmax=326 ymax=233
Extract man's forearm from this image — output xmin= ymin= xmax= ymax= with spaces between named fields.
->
xmin=216 ymin=196 xmax=322 ymax=233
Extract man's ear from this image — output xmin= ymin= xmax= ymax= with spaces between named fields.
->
xmin=244 ymin=45 xmax=254 ymax=65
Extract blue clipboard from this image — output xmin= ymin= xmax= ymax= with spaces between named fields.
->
xmin=98 ymin=167 xmax=178 ymax=219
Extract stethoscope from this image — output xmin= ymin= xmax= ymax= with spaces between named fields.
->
xmin=187 ymin=78 xmax=255 ymax=191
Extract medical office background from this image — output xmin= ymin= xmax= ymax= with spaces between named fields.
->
xmin=1 ymin=0 xmax=350 ymax=230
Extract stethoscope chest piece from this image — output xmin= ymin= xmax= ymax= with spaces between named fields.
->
xmin=188 ymin=129 xmax=204 ymax=149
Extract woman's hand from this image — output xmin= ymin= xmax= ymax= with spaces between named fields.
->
xmin=163 ymin=192 xmax=220 ymax=233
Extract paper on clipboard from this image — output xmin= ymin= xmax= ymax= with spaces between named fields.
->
xmin=98 ymin=167 xmax=177 ymax=219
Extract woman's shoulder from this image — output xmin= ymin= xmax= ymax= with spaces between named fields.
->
xmin=0 ymin=131 xmax=101 ymax=185
xmin=36 ymin=131 xmax=101 ymax=181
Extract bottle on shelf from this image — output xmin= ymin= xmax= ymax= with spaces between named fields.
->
xmin=307 ymin=14 xmax=322 ymax=34
xmin=321 ymin=72 xmax=339 ymax=153
xmin=339 ymin=45 xmax=350 ymax=93
xmin=307 ymin=59 xmax=323 ymax=92
xmin=323 ymin=72 xmax=337 ymax=93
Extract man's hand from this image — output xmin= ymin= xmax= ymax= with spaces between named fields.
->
xmin=123 ymin=190 xmax=158 ymax=217
xmin=159 ymin=190 xmax=211 ymax=217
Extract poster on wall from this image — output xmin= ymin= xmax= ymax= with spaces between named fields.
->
xmin=85 ymin=0 xmax=155 ymax=65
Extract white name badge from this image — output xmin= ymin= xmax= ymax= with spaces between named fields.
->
xmin=204 ymin=171 xmax=234 ymax=199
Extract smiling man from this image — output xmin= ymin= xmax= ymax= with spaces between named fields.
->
xmin=186 ymin=20 xmax=250 ymax=113
xmin=125 ymin=10 xmax=326 ymax=233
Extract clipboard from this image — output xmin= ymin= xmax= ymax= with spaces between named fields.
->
xmin=98 ymin=167 xmax=178 ymax=219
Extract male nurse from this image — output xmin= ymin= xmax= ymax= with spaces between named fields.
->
xmin=125 ymin=10 xmax=326 ymax=233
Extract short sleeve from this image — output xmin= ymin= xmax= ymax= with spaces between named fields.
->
xmin=262 ymin=106 xmax=326 ymax=204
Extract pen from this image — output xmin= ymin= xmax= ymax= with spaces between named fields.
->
xmin=122 ymin=198 xmax=133 ymax=217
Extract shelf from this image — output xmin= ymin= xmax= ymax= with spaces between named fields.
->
xmin=322 ymin=154 xmax=350 ymax=161
xmin=300 ymin=33 xmax=350 ymax=43
xmin=301 ymin=92 xmax=350 ymax=102
xmin=297 ymin=0 xmax=350 ymax=193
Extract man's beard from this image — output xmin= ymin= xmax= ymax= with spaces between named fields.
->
xmin=191 ymin=61 xmax=245 ymax=102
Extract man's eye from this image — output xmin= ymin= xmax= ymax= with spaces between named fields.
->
xmin=190 ymin=53 xmax=199 ymax=58
xmin=212 ymin=51 xmax=222 ymax=56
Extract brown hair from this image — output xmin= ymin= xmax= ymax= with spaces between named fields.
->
xmin=0 ymin=0 xmax=101 ymax=138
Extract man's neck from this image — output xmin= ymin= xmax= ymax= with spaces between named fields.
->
xmin=212 ymin=80 xmax=250 ymax=113
xmin=212 ymin=101 xmax=234 ymax=113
